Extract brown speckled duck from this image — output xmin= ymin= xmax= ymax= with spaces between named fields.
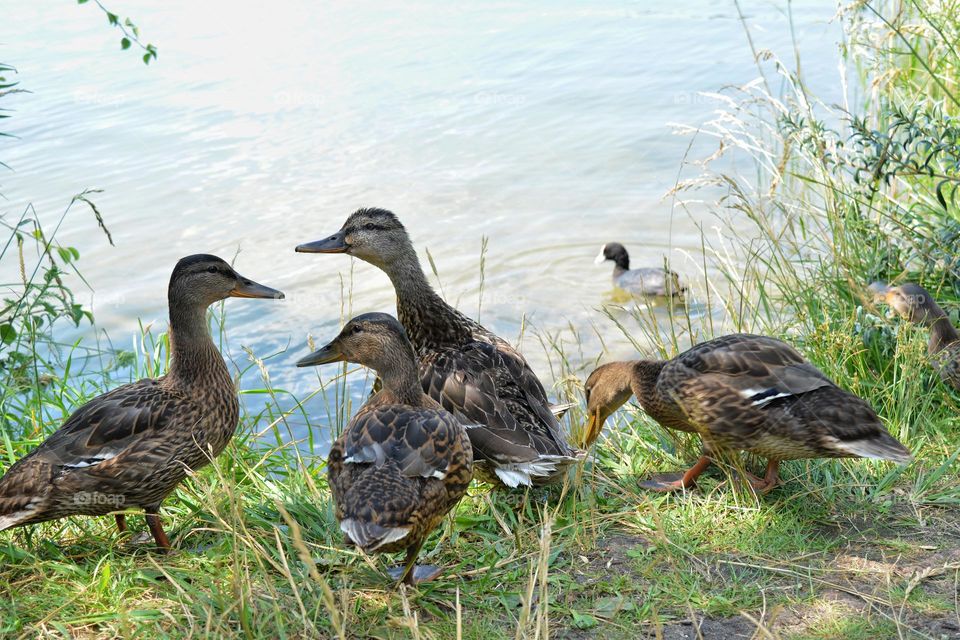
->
xmin=583 ymin=334 xmax=912 ymax=493
xmin=0 ymin=254 xmax=283 ymax=548
xmin=296 ymin=208 xmax=583 ymax=488
xmin=297 ymin=313 xmax=473 ymax=585
xmin=872 ymin=282 xmax=960 ymax=391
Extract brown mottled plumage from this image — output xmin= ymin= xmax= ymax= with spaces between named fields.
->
xmin=0 ymin=254 xmax=283 ymax=548
xmin=296 ymin=208 xmax=583 ymax=488
xmin=297 ymin=312 xmax=472 ymax=585
xmin=872 ymin=282 xmax=960 ymax=391
xmin=584 ymin=334 xmax=912 ymax=493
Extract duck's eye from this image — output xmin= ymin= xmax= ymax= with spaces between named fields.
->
xmin=207 ymin=266 xmax=219 ymax=274
xmin=363 ymin=223 xmax=377 ymax=231
xmin=351 ymin=324 xmax=363 ymax=334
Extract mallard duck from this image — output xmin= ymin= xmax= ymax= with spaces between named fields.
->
xmin=0 ymin=254 xmax=283 ymax=548
xmin=594 ymin=242 xmax=683 ymax=297
xmin=296 ymin=312 xmax=473 ymax=585
xmin=583 ymin=334 xmax=912 ymax=493
xmin=296 ymin=208 xmax=583 ymax=488
xmin=871 ymin=282 xmax=960 ymax=391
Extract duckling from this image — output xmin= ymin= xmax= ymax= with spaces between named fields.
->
xmin=295 ymin=208 xmax=583 ymax=488
xmin=0 ymin=255 xmax=283 ymax=548
xmin=872 ymin=282 xmax=960 ymax=391
xmin=583 ymin=334 xmax=912 ymax=493
xmin=594 ymin=242 xmax=683 ymax=297
xmin=297 ymin=313 xmax=473 ymax=585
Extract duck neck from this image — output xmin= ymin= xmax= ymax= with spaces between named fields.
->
xmin=166 ymin=299 xmax=230 ymax=388
xmin=630 ymin=359 xmax=670 ymax=420
xmin=928 ymin=316 xmax=959 ymax=355
xmin=375 ymin=345 xmax=427 ymax=407
xmin=381 ymin=248 xmax=473 ymax=350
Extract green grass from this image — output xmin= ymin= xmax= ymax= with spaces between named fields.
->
xmin=2 ymin=329 xmax=959 ymax=638
xmin=4 ymin=0 xmax=960 ymax=638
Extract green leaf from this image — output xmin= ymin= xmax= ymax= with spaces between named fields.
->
xmin=594 ymin=596 xmax=635 ymax=616
xmin=935 ymin=179 xmax=952 ymax=211
xmin=0 ymin=324 xmax=15 ymax=345
xmin=571 ymin=611 xmax=598 ymax=630
xmin=142 ymin=53 xmax=152 ymax=65
xmin=121 ymin=37 xmax=131 ymax=50
xmin=107 ymin=12 xmax=118 ymax=25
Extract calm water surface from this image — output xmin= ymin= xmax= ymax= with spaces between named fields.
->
xmin=3 ymin=1 xmax=843 ymax=451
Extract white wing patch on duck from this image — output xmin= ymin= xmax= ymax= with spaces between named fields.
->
xmin=63 ymin=452 xmax=119 ymax=468
xmin=344 ymin=441 xmax=450 ymax=480
xmin=343 ymin=443 xmax=387 ymax=466
xmin=493 ymin=454 xmax=581 ymax=487
xmin=740 ymin=387 xmax=793 ymax=406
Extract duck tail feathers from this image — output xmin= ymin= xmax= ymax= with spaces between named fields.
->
xmin=340 ymin=518 xmax=410 ymax=551
xmin=839 ymin=436 xmax=913 ymax=465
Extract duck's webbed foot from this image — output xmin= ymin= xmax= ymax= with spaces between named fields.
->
xmin=388 ymin=542 xmax=434 ymax=586
xmin=638 ymin=455 xmax=712 ymax=493
xmin=387 ymin=564 xmax=444 ymax=584
xmin=742 ymin=460 xmax=780 ymax=494
xmin=638 ymin=472 xmax=690 ymax=492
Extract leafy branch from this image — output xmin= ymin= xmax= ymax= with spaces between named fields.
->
xmin=848 ymin=105 xmax=960 ymax=212
xmin=77 ymin=0 xmax=158 ymax=65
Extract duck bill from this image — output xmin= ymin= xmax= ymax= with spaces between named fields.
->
xmin=580 ymin=410 xmax=605 ymax=449
xmin=868 ymin=281 xmax=895 ymax=302
xmin=296 ymin=230 xmax=348 ymax=254
xmin=230 ymin=276 xmax=285 ymax=299
xmin=296 ymin=341 xmax=344 ymax=367
xmin=593 ymin=247 xmax=607 ymax=265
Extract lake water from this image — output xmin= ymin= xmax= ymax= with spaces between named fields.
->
xmin=3 ymin=1 xmax=844 ymax=452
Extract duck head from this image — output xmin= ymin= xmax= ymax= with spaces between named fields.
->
xmin=296 ymin=312 xmax=416 ymax=373
xmin=295 ymin=208 xmax=413 ymax=270
xmin=870 ymin=282 xmax=945 ymax=325
xmin=169 ymin=254 xmax=284 ymax=306
xmin=582 ymin=361 xmax=637 ymax=448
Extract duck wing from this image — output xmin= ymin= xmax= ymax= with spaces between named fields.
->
xmin=36 ymin=379 xmax=195 ymax=467
xmin=0 ymin=378 xmax=199 ymax=528
xmin=339 ymin=406 xmax=469 ymax=481
xmin=329 ymin=406 xmax=471 ymax=551
xmin=418 ymin=339 xmax=581 ymax=487
xmin=421 ymin=341 xmax=575 ymax=453
xmin=667 ymin=333 xmax=834 ymax=406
